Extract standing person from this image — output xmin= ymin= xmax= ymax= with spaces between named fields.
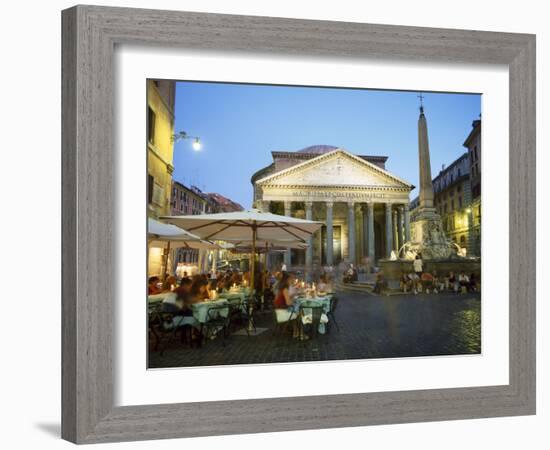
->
xmin=281 ymin=262 xmax=287 ymax=273
xmin=409 ymin=271 xmax=420 ymax=294
xmin=413 ymin=253 xmax=423 ymax=277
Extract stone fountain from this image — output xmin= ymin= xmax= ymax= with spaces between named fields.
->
xmin=379 ymin=100 xmax=480 ymax=284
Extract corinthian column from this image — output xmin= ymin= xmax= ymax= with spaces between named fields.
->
xmin=362 ymin=205 xmax=368 ymax=258
xmin=393 ymin=209 xmax=399 ymax=251
xmin=284 ymin=201 xmax=292 ymax=270
xmin=305 ymin=201 xmax=313 ymax=281
xmin=385 ymin=203 xmax=393 ymax=258
xmin=326 ymin=201 xmax=334 ymax=266
xmin=398 ymin=205 xmax=405 ymax=250
xmin=404 ymin=204 xmax=411 ymax=241
xmin=348 ymin=202 xmax=356 ymax=263
xmin=367 ymin=202 xmax=375 ymax=263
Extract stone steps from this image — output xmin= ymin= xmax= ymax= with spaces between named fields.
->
xmin=335 ymin=280 xmax=374 ymax=294
xmin=335 ymin=280 xmax=405 ymax=297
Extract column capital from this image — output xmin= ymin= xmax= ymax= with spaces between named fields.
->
xmin=347 ymin=201 xmax=355 ymax=209
xmin=385 ymin=202 xmax=393 ymax=211
xmin=304 ymin=201 xmax=313 ymax=209
xmin=325 ymin=200 xmax=334 ymax=208
xmin=398 ymin=204 xmax=405 ymax=212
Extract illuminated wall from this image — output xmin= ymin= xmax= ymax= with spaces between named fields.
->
xmin=147 ymin=80 xmax=175 ymax=276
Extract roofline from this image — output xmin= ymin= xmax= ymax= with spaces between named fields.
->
xmin=250 ymin=162 xmax=275 ymax=184
xmin=433 ymin=152 xmax=470 ymax=182
xmin=257 ymin=148 xmax=413 ymax=188
xmin=271 ymin=150 xmax=388 ymax=162
xmin=463 ymin=119 xmax=481 ymax=147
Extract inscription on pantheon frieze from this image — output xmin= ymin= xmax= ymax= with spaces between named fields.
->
xmin=281 ymin=190 xmax=389 ymax=200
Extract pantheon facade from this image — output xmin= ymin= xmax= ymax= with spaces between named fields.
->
xmin=251 ymin=145 xmax=414 ymax=273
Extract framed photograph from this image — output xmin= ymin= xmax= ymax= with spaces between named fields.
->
xmin=62 ymin=5 xmax=536 ymax=444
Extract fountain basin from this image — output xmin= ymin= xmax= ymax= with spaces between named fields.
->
xmin=378 ymin=258 xmax=481 ymax=288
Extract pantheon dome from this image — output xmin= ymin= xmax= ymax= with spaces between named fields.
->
xmin=296 ymin=144 xmax=339 ymax=154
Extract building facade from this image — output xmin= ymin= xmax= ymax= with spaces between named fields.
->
xmin=463 ymin=119 xmax=481 ymax=256
xmin=147 ymin=79 xmax=176 ymax=276
xmin=170 ymin=182 xmax=212 ymax=267
xmin=171 ymin=181 xmax=214 ymax=216
xmin=413 ymin=153 xmax=474 ymax=255
xmin=147 ymin=80 xmax=176 ymax=218
xmin=170 ymin=180 xmax=245 ymax=269
xmin=251 ymin=145 xmax=413 ymax=273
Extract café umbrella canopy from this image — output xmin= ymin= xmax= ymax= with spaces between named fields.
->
xmin=147 ymin=218 xmax=219 ymax=250
xmin=226 ymin=238 xmax=309 ymax=253
xmin=160 ymin=209 xmax=323 ymax=291
xmin=147 ymin=218 xmax=219 ymax=278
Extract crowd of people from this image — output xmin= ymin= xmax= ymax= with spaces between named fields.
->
xmin=149 ymin=265 xmax=335 ymax=313
xmin=337 ymin=253 xmax=480 ymax=296
xmin=398 ymin=254 xmax=479 ymax=294
xmin=398 ymin=270 xmax=478 ymax=294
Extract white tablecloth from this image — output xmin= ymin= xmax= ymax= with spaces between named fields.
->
xmin=191 ymin=299 xmax=229 ymax=324
xmin=148 ymin=292 xmax=176 ymax=305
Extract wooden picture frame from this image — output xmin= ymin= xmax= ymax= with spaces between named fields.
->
xmin=61 ymin=5 xmax=536 ymax=444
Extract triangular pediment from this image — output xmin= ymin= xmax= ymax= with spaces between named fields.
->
xmin=256 ymin=149 xmax=412 ymax=189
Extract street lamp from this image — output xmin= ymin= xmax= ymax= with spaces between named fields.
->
xmin=191 ymin=137 xmax=202 ymax=151
xmin=173 ymin=130 xmax=202 ymax=151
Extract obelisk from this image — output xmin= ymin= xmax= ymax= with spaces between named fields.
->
xmin=410 ymin=96 xmax=453 ymax=259
xmin=418 ymin=102 xmax=435 ymax=210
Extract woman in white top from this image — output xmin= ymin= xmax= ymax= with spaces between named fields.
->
xmin=413 ymin=254 xmax=423 ymax=275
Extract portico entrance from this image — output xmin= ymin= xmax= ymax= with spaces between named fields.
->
xmin=252 ymin=147 xmax=413 ymax=275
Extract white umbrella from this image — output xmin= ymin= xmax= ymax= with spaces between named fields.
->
xmin=160 ymin=209 xmax=322 ymax=243
xmin=147 ymin=218 xmax=219 ymax=250
xmin=147 ymin=218 xmax=220 ymax=277
xmin=226 ymin=238 xmax=309 ymax=253
xmin=161 ymin=209 xmax=323 ymax=328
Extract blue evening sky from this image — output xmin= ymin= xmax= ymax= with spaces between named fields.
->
xmin=172 ymin=81 xmax=481 ymax=209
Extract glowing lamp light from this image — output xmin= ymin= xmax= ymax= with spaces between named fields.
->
xmin=192 ymin=138 xmax=202 ymax=151
xmin=466 ymin=208 xmax=472 ymax=214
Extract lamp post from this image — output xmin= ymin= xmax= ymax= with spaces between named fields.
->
xmin=172 ymin=131 xmax=202 ymax=151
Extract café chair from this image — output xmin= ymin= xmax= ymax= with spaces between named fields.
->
xmin=148 ymin=310 xmax=185 ymax=356
xmin=299 ymin=302 xmax=326 ymax=339
xmin=204 ymin=305 xmax=230 ymax=346
xmin=327 ymin=296 xmax=340 ymax=332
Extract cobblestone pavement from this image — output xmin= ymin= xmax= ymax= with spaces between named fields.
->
xmin=148 ymin=291 xmax=481 ymax=369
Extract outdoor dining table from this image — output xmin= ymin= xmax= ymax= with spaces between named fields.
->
xmin=292 ymin=295 xmax=333 ymax=334
xmin=147 ymin=291 xmax=176 ymax=305
xmin=191 ymin=298 xmax=230 ymax=324
xmin=293 ymin=295 xmax=332 ymax=313
xmin=218 ymin=288 xmax=249 ymax=303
